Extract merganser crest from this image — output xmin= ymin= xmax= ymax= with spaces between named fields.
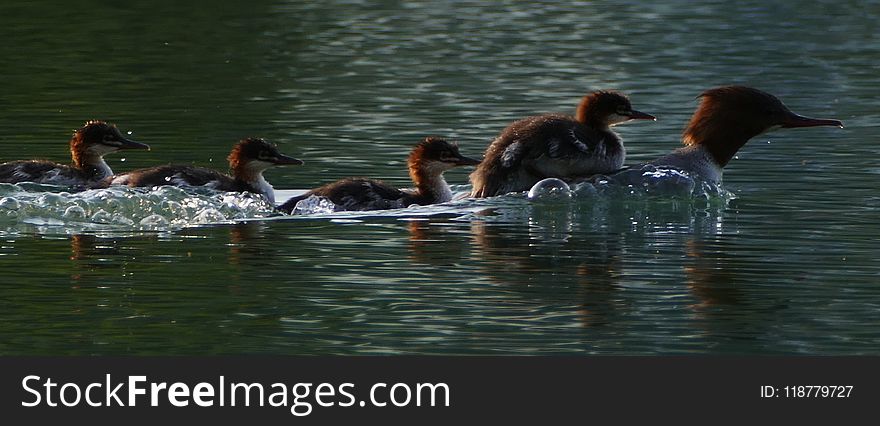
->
xmin=649 ymin=86 xmax=843 ymax=183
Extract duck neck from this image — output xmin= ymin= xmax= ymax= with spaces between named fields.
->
xmin=71 ymin=146 xmax=113 ymax=180
xmin=576 ymin=106 xmax=611 ymax=131
xmin=597 ymin=126 xmax=622 ymax=149
xmin=683 ymin=115 xmax=765 ymax=168
xmin=411 ymin=164 xmax=453 ymax=204
xmin=575 ymin=111 xmax=622 ymax=151
xmin=233 ymin=163 xmax=275 ymax=203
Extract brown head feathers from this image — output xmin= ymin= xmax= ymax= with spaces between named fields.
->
xmin=682 ymin=86 xmax=843 ymax=167
xmin=576 ymin=90 xmax=655 ymax=128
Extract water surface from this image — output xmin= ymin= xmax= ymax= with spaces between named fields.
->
xmin=0 ymin=0 xmax=878 ymax=354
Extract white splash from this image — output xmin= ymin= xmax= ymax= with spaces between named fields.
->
xmin=0 ymin=183 xmax=277 ymax=235
xmin=289 ymin=195 xmax=339 ymax=215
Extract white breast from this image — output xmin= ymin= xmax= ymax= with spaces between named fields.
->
xmin=252 ymin=175 xmax=275 ymax=203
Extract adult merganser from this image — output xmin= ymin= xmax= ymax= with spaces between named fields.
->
xmin=650 ymin=86 xmax=844 ymax=183
xmin=279 ymin=137 xmax=480 ymax=213
xmin=111 ymin=137 xmax=302 ymax=204
xmin=469 ymin=90 xmax=655 ymax=197
xmin=0 ymin=120 xmax=149 ymax=187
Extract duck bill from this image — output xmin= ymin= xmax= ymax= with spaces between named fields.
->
xmin=119 ymin=137 xmax=151 ymax=150
xmin=627 ymin=110 xmax=656 ymax=121
xmin=456 ymin=155 xmax=482 ymax=166
xmin=273 ymin=154 xmax=305 ymax=166
xmin=782 ymin=113 xmax=844 ymax=129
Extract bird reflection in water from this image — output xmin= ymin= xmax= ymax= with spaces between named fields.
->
xmin=685 ymin=238 xmax=744 ymax=310
xmin=69 ymin=234 xmax=126 ymax=285
xmin=407 ymin=205 xmax=626 ymax=329
xmin=228 ymin=222 xmax=266 ymax=268
xmin=471 ymin=218 xmax=625 ymax=328
xmin=683 ymin=236 xmax=789 ymax=347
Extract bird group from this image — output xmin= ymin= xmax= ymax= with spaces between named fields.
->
xmin=0 ymin=86 xmax=843 ymax=214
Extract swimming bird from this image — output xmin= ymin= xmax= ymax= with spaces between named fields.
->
xmin=111 ymin=137 xmax=302 ymax=204
xmin=279 ymin=137 xmax=480 ymax=213
xmin=649 ymin=86 xmax=844 ymax=183
xmin=0 ymin=120 xmax=149 ymax=187
xmin=469 ymin=90 xmax=655 ymax=197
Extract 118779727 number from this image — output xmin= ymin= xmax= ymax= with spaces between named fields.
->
xmin=761 ymin=385 xmax=853 ymax=398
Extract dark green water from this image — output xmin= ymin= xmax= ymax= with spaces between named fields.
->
xmin=1 ymin=1 xmax=878 ymax=354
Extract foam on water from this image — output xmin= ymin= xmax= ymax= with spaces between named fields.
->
xmin=0 ymin=183 xmax=276 ymax=235
xmin=454 ymin=167 xmax=736 ymax=237
xmin=259 ymin=190 xmax=490 ymax=222
xmin=571 ymin=165 xmax=733 ymax=201
xmin=290 ymin=195 xmax=343 ymax=215
xmin=0 ymin=170 xmax=735 ymax=235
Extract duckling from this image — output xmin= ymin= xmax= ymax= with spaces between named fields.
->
xmin=0 ymin=120 xmax=149 ymax=187
xmin=111 ymin=137 xmax=302 ymax=203
xmin=279 ymin=137 xmax=480 ymax=213
xmin=469 ymin=90 xmax=655 ymax=197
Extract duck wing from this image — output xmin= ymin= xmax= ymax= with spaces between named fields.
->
xmin=0 ymin=160 xmax=86 ymax=185
xmin=280 ymin=178 xmax=409 ymax=213
xmin=114 ymin=165 xmax=234 ymax=189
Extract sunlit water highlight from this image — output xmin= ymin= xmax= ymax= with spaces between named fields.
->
xmin=0 ymin=0 xmax=878 ymax=355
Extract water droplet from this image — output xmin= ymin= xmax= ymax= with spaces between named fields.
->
xmin=62 ymin=205 xmax=87 ymax=220
xmin=527 ymin=178 xmax=572 ymax=200
xmin=0 ymin=197 xmax=20 ymax=210
xmin=140 ymin=214 xmax=170 ymax=228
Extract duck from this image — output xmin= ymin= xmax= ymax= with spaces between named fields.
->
xmin=0 ymin=120 xmax=149 ymax=187
xmin=469 ymin=90 xmax=655 ymax=198
xmin=110 ymin=137 xmax=302 ymax=204
xmin=279 ymin=137 xmax=480 ymax=213
xmin=649 ymin=86 xmax=844 ymax=183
